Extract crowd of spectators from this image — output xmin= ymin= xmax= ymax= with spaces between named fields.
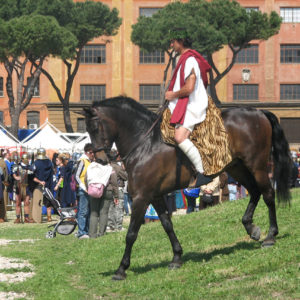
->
xmin=0 ymin=144 xmax=133 ymax=241
xmin=3 ymin=144 xmax=283 ymax=234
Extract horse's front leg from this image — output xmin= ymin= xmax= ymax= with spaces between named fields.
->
xmin=112 ymin=198 xmax=147 ymax=280
xmin=152 ymin=198 xmax=183 ymax=269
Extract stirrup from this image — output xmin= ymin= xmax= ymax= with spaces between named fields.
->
xmin=194 ymin=173 xmax=213 ymax=187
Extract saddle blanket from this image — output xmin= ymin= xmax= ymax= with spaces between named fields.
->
xmin=160 ymin=96 xmax=232 ymax=176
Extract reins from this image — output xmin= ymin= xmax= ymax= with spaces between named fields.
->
xmin=92 ymin=101 xmax=169 ymax=162
xmin=120 ymin=101 xmax=168 ymax=162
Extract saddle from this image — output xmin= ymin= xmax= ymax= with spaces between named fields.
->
xmin=160 ymin=96 xmax=232 ymax=176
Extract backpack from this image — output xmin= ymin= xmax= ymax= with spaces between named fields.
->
xmin=87 ymin=183 xmax=104 ymax=198
xmin=86 ymin=162 xmax=112 ymax=198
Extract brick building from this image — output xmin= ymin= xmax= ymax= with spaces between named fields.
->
xmin=0 ymin=0 xmax=299 ymax=146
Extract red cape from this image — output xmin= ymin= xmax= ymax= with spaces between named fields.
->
xmin=168 ymin=49 xmax=211 ymax=125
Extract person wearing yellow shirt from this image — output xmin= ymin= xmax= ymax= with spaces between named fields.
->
xmin=74 ymin=144 xmax=95 ymax=239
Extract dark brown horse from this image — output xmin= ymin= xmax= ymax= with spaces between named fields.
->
xmin=84 ymin=96 xmax=292 ymax=280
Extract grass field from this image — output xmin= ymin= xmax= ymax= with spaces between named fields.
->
xmin=0 ymin=189 xmax=299 ymax=300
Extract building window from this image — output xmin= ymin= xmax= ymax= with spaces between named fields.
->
xmin=280 ymin=118 xmax=300 ymax=143
xmin=0 ymin=77 xmax=3 ymax=97
xmin=236 ymin=44 xmax=258 ymax=64
xmin=140 ymin=49 xmax=165 ymax=64
xmin=27 ymin=111 xmax=40 ymax=129
xmin=80 ymin=45 xmax=106 ymax=64
xmin=280 ymin=45 xmax=300 ymax=63
xmin=27 ymin=77 xmax=39 ymax=97
xmin=139 ymin=85 xmax=160 ymax=102
xmin=280 ymin=84 xmax=300 ymax=100
xmin=77 ymin=118 xmax=86 ymax=133
xmin=233 ymin=84 xmax=258 ymax=100
xmin=245 ymin=7 xmax=259 ymax=13
xmin=80 ymin=85 xmax=106 ymax=102
xmin=280 ymin=7 xmax=300 ymax=23
xmin=139 ymin=8 xmax=161 ymax=17
xmin=0 ymin=111 xmax=3 ymax=124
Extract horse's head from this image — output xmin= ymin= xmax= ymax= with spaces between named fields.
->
xmin=83 ymin=106 xmax=116 ymax=164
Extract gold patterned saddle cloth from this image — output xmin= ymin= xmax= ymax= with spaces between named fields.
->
xmin=160 ymin=96 xmax=232 ymax=176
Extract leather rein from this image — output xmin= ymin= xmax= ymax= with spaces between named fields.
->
xmin=92 ymin=101 xmax=168 ymax=162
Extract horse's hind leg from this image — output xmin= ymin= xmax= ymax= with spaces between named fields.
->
xmin=112 ymin=198 xmax=148 ymax=280
xmin=254 ymin=170 xmax=278 ymax=247
xmin=228 ymin=164 xmax=262 ymax=241
xmin=152 ymin=197 xmax=183 ymax=269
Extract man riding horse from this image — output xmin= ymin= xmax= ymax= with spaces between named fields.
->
xmin=165 ymin=28 xmax=212 ymax=187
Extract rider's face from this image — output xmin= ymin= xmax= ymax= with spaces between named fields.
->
xmin=170 ymin=39 xmax=183 ymax=54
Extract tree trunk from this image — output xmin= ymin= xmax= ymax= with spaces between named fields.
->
xmin=159 ymin=51 xmax=178 ymax=107
xmin=10 ymin=109 xmax=20 ymax=138
xmin=63 ymin=106 xmax=73 ymax=133
xmin=208 ymin=70 xmax=221 ymax=106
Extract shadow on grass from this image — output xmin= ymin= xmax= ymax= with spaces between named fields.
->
xmin=100 ymin=241 xmax=261 ymax=277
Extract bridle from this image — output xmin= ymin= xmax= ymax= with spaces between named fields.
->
xmin=90 ymin=101 xmax=168 ymax=162
xmin=90 ymin=116 xmax=112 ymax=156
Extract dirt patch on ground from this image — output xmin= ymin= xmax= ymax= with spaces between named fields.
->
xmin=0 ymin=239 xmax=36 ymax=299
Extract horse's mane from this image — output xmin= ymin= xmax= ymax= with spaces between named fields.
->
xmin=92 ymin=96 xmax=158 ymax=124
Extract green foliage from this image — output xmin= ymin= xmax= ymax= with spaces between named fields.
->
xmin=131 ymin=0 xmax=282 ymax=103
xmin=0 ymin=0 xmax=122 ymax=60
xmin=3 ymin=15 xmax=77 ymax=60
xmin=70 ymin=1 xmax=122 ymax=47
xmin=132 ymin=2 xmax=189 ymax=53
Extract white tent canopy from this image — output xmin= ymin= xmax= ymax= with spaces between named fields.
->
xmin=72 ymin=133 xmax=91 ymax=152
xmin=0 ymin=124 xmax=21 ymax=149
xmin=21 ymin=120 xmax=72 ymax=151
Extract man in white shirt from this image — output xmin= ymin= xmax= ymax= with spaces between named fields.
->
xmin=165 ymin=28 xmax=212 ymax=187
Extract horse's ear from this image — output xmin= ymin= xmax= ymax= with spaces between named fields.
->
xmin=74 ymin=107 xmax=94 ymax=117
xmin=73 ymin=110 xmax=86 ymax=117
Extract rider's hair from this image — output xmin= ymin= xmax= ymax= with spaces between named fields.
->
xmin=172 ymin=27 xmax=192 ymax=48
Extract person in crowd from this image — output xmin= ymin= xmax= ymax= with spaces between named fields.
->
xmin=219 ymin=172 xmax=229 ymax=202
xmin=163 ymin=191 xmax=177 ymax=217
xmin=53 ymin=154 xmax=63 ymax=202
xmin=144 ymin=204 xmax=159 ymax=223
xmin=12 ymin=153 xmax=35 ymax=223
xmin=123 ymin=180 xmax=132 ymax=216
xmin=31 ymin=148 xmax=54 ymax=223
xmin=57 ymin=153 xmax=75 ymax=208
xmin=3 ymin=151 xmax=12 ymax=212
xmin=227 ymin=174 xmax=238 ymax=201
xmin=199 ymin=176 xmax=220 ymax=210
xmin=184 ymin=188 xmax=200 ymax=214
xmin=88 ymin=160 xmax=119 ymax=238
xmin=164 ymin=27 xmax=212 ymax=187
xmin=107 ymin=150 xmax=128 ymax=232
xmin=52 ymin=152 xmax=59 ymax=169
xmin=0 ymin=164 xmax=4 ymax=222
xmin=0 ymin=152 xmax=8 ymax=222
xmin=74 ymin=143 xmax=94 ymax=239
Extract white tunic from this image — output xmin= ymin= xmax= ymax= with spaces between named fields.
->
xmin=168 ymin=56 xmax=208 ymax=130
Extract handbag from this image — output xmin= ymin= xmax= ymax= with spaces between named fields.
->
xmin=87 ymin=183 xmax=104 ymax=198
xmin=202 ymin=193 xmax=213 ymax=204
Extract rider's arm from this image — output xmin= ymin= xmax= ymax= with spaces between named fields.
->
xmin=165 ymin=69 xmax=196 ymax=101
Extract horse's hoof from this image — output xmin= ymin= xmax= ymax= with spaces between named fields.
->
xmin=168 ymin=262 xmax=182 ymax=270
xmin=112 ymin=273 xmax=126 ymax=281
xmin=250 ymin=226 xmax=261 ymax=241
xmin=262 ymin=239 xmax=275 ymax=248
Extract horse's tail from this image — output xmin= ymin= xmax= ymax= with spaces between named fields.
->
xmin=262 ymin=110 xmax=292 ymax=205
